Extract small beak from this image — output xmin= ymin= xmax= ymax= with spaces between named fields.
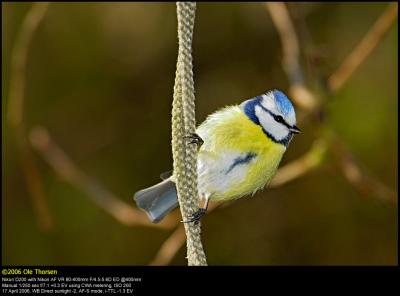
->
xmin=290 ymin=125 xmax=301 ymax=134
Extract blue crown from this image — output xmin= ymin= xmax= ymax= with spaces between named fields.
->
xmin=272 ymin=90 xmax=294 ymax=117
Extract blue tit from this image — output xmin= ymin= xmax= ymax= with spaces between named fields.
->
xmin=134 ymin=90 xmax=301 ymax=223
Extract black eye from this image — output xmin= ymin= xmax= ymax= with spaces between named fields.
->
xmin=275 ymin=115 xmax=284 ymax=123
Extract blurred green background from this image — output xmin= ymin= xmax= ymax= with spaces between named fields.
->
xmin=2 ymin=2 xmax=398 ymax=265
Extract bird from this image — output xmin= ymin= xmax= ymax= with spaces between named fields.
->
xmin=134 ymin=89 xmax=301 ymax=224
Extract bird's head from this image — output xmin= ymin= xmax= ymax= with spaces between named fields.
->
xmin=240 ymin=90 xmax=300 ymax=147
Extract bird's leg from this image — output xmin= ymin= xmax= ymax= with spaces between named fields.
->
xmin=182 ymin=197 xmax=209 ymax=225
xmin=184 ymin=133 xmax=204 ymax=151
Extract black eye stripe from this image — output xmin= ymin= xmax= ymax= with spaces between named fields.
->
xmin=257 ymin=103 xmax=291 ymax=128
xmin=274 ymin=115 xmax=290 ymax=128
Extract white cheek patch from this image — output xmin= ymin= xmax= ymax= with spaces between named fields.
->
xmin=255 ymin=106 xmax=289 ymax=141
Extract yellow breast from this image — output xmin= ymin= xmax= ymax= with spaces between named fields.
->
xmin=196 ymin=106 xmax=286 ymax=201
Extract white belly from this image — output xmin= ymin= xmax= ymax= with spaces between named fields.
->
xmin=197 ymin=149 xmax=255 ymax=200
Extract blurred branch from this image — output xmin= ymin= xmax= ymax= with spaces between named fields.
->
xmin=149 ymin=225 xmax=185 ymax=266
xmin=7 ymin=2 xmax=53 ymax=231
xmin=270 ymin=137 xmax=329 ymax=187
xmin=265 ymin=2 xmax=319 ymax=112
xmin=333 ymin=138 xmax=397 ymax=205
xmin=8 ymin=2 xmax=49 ymax=126
xmin=266 ymin=2 xmax=397 ymax=206
xmin=328 ymin=3 xmax=398 ymax=92
xmin=29 ymin=126 xmax=179 ymax=230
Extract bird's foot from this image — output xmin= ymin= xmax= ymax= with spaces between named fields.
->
xmin=181 ymin=208 xmax=207 ymax=225
xmin=184 ymin=133 xmax=204 ymax=150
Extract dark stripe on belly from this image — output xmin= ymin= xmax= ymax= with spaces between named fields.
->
xmin=225 ymin=152 xmax=257 ymax=174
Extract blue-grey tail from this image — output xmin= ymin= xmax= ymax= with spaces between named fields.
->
xmin=134 ymin=178 xmax=179 ymax=223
